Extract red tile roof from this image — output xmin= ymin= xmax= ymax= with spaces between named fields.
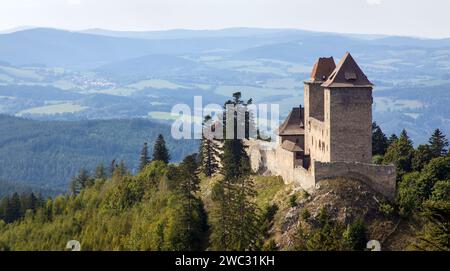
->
xmin=310 ymin=57 xmax=336 ymax=82
xmin=322 ymin=52 xmax=373 ymax=88
xmin=278 ymin=107 xmax=305 ymax=136
xmin=281 ymin=140 xmax=303 ymax=152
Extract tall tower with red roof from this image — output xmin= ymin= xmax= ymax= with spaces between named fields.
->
xmin=304 ymin=52 xmax=373 ymax=164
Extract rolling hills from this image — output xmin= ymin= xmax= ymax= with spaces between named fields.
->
xmin=0 ymin=27 xmax=449 ymax=150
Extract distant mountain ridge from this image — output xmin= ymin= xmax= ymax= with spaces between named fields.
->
xmin=80 ymin=27 xmax=316 ymax=40
xmin=0 ymin=28 xmax=160 ymax=68
xmin=1 ymin=27 xmax=449 ymax=69
xmin=0 ymin=26 xmax=35 ymax=34
xmin=0 ymin=26 xmax=449 ymax=147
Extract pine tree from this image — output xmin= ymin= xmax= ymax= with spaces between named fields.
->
xmin=429 ymin=129 xmax=449 ymax=158
xmin=94 ymin=163 xmax=107 ymax=180
xmin=222 ymin=92 xmax=255 ymax=140
xmin=412 ymin=144 xmax=433 ymax=172
xmin=117 ymin=160 xmax=128 ymax=176
xmin=152 ymin=134 xmax=170 ymax=164
xmin=220 ymin=139 xmax=251 ymax=180
xmin=245 ymin=98 xmax=257 ymax=140
xmin=0 ymin=197 xmax=8 ymax=222
xmin=384 ymin=129 xmax=415 ymax=180
xmin=387 ymin=134 xmax=398 ymax=147
xmin=174 ymin=154 xmax=203 ymax=250
xmin=6 ymin=193 xmax=21 ymax=223
xmin=19 ymin=193 xmax=37 ymax=217
xmin=139 ymin=142 xmax=150 ymax=172
xmin=109 ymin=159 xmax=117 ymax=177
xmin=229 ymin=175 xmax=260 ymax=250
xmin=70 ymin=169 xmax=93 ymax=195
xmin=35 ymin=193 xmax=44 ymax=210
xmin=19 ymin=194 xmax=28 ymax=217
xmin=372 ymin=122 xmax=389 ymax=156
xmin=177 ymin=154 xmax=201 ymax=198
xmin=29 ymin=193 xmax=37 ymax=212
xmin=210 ymin=134 xmax=259 ymax=250
xmin=199 ymin=116 xmax=220 ymax=177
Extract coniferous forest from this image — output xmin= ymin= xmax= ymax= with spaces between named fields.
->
xmin=0 ymin=115 xmax=198 ymax=189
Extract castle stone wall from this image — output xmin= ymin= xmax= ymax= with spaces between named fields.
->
xmin=248 ymin=140 xmax=396 ymax=200
xmin=248 ymin=140 xmax=315 ymax=189
xmin=313 ymin=161 xmax=396 ymax=200
xmin=307 ymin=117 xmax=330 ymax=162
xmin=292 ymin=166 xmax=316 ymax=191
xmin=304 ymin=81 xmax=325 ymax=159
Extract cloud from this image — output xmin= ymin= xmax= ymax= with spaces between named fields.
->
xmin=366 ymin=0 xmax=382 ymax=5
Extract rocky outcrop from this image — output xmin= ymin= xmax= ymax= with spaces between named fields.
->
xmin=275 ymin=178 xmax=402 ymax=250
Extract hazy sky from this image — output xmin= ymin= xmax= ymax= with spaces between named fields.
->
xmin=1 ymin=0 xmax=449 ymax=38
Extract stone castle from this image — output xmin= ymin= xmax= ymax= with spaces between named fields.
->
xmin=248 ymin=52 xmax=396 ymax=200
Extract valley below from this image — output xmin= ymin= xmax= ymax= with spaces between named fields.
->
xmin=0 ymin=28 xmax=449 ymax=146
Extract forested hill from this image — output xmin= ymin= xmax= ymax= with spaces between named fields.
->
xmin=0 ymin=115 xmax=198 ymax=189
xmin=0 ymin=180 xmax=63 ymax=198
xmin=0 ymin=102 xmax=449 ymax=250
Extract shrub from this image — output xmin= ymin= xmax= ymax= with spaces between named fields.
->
xmin=431 ymin=180 xmax=450 ymax=201
xmin=262 ymin=204 xmax=279 ymax=223
xmin=397 ymin=172 xmax=423 ymax=217
xmin=379 ymin=203 xmax=395 ymax=218
xmin=372 ymin=155 xmax=384 ymax=165
xmin=301 ymin=209 xmax=311 ymax=221
xmin=289 ymin=194 xmax=298 ymax=208
xmin=263 ymin=239 xmax=278 ymax=251
xmin=300 ymin=190 xmax=310 ymax=199
xmin=343 ymin=219 xmax=367 ymax=251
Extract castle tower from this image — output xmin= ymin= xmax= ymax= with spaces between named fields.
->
xmin=304 ymin=57 xmax=336 ymax=122
xmin=304 ymin=57 xmax=335 ymax=162
xmin=321 ymin=52 xmax=373 ymax=163
xmin=254 ymin=52 xmax=396 ymax=200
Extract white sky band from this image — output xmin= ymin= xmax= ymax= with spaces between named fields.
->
xmin=0 ymin=0 xmax=449 ymax=38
